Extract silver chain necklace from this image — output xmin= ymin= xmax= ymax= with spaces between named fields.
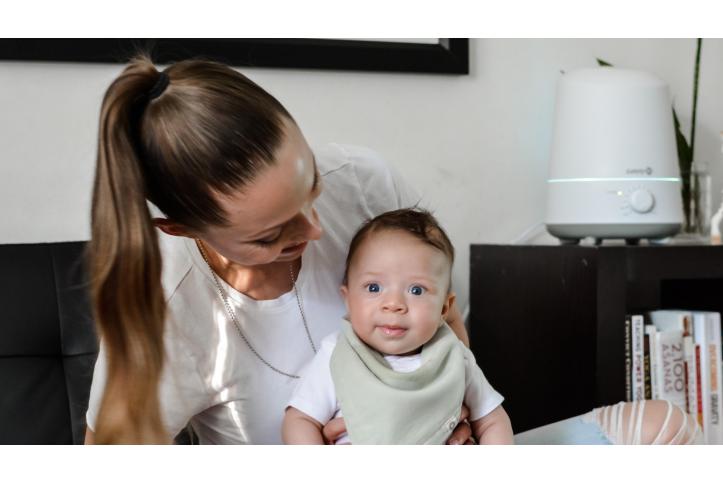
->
xmin=196 ymin=240 xmax=317 ymax=379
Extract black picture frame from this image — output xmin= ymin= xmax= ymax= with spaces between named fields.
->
xmin=0 ymin=39 xmax=469 ymax=75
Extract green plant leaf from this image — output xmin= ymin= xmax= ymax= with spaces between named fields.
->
xmin=673 ymin=108 xmax=693 ymax=173
xmin=674 ymin=108 xmax=694 ymax=227
xmin=689 ymin=39 xmax=702 ymax=168
xmin=596 ymin=58 xmax=612 ymax=67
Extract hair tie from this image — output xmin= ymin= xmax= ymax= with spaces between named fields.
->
xmin=147 ymin=71 xmax=170 ymax=100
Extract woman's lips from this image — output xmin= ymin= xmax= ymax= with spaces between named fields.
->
xmin=378 ymin=325 xmax=407 ymax=337
xmin=281 ymin=241 xmax=308 ymax=254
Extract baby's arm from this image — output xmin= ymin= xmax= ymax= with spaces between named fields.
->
xmin=461 ymin=342 xmax=513 ymax=444
xmin=283 ymin=332 xmax=341 ymax=444
xmin=470 ymin=405 xmax=514 ymax=444
xmin=282 ymin=407 xmax=326 ymax=444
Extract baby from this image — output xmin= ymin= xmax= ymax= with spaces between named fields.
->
xmin=282 ymin=208 xmax=513 ymax=444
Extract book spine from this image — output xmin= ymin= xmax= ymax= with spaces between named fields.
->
xmin=684 ymin=314 xmax=693 ymax=337
xmin=693 ymin=313 xmax=710 ymax=444
xmin=696 ymin=343 xmax=705 ymax=438
xmin=625 ymin=315 xmax=632 ymax=403
xmin=646 ymin=325 xmax=659 ymax=400
xmin=643 ymin=332 xmax=652 ymax=400
xmin=632 ymin=315 xmax=645 ymax=401
xmin=684 ymin=336 xmax=697 ymax=416
xmin=655 ymin=332 xmax=665 ymax=404
xmin=707 ymin=314 xmax=722 ymax=444
xmin=658 ymin=329 xmax=686 ymax=410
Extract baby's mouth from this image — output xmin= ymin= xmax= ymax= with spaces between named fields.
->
xmin=377 ymin=325 xmax=407 ymax=337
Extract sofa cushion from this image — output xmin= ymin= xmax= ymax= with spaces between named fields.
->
xmin=0 ymin=242 xmax=97 ymax=444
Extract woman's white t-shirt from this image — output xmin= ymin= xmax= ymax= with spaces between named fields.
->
xmin=86 ymin=143 xmax=420 ymax=444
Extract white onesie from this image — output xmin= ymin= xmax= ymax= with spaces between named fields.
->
xmin=287 ymin=331 xmax=505 ymax=444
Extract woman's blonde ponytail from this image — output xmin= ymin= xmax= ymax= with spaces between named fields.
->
xmin=88 ymin=54 xmax=293 ymax=443
xmin=89 ymin=58 xmax=168 ymax=443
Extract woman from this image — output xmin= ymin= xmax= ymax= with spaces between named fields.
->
xmin=85 ymin=55 xmax=470 ymax=444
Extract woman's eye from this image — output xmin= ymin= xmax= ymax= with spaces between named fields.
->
xmin=254 ymin=235 xmax=280 ymax=246
xmin=254 ymin=238 xmax=279 ymax=246
xmin=366 ymin=283 xmax=381 ymax=293
xmin=409 ymin=285 xmax=425 ymax=296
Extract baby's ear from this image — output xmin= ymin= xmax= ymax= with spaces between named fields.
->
xmin=441 ymin=292 xmax=456 ymax=321
xmin=340 ymin=285 xmax=350 ymax=312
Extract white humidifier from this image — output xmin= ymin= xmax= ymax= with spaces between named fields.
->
xmin=545 ymin=67 xmax=683 ymax=244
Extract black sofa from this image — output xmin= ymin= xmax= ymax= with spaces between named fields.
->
xmin=0 ymin=241 xmax=198 ymax=444
xmin=0 ymin=242 xmax=97 ymax=444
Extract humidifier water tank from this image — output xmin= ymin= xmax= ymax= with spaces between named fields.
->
xmin=545 ymin=67 xmax=683 ymax=243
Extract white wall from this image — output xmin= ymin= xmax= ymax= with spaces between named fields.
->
xmin=2 ymin=39 xmax=722 ymax=311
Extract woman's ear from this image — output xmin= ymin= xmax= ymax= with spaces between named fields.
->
xmin=441 ymin=292 xmax=456 ymax=322
xmin=153 ymin=218 xmax=195 ymax=238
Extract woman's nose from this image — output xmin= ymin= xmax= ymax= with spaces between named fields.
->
xmin=299 ymin=205 xmax=322 ymax=241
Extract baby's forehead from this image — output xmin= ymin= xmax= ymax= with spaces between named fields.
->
xmin=358 ymin=227 xmax=427 ymax=250
xmin=352 ymin=229 xmax=452 ymax=268
xmin=370 ymin=226 xmax=447 ymax=249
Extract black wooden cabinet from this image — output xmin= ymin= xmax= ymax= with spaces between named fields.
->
xmin=469 ymin=244 xmax=723 ymax=434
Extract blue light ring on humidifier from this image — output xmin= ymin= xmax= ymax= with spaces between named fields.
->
xmin=547 ymin=177 xmax=681 ymax=183
xmin=545 ymin=176 xmax=683 ymax=244
xmin=548 ymin=177 xmax=681 ymax=216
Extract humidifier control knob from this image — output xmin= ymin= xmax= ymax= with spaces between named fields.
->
xmin=630 ymin=189 xmax=655 ymax=213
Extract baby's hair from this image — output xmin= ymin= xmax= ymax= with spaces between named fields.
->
xmin=342 ymin=207 xmax=455 ymax=286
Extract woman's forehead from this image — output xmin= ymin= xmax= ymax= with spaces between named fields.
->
xmin=215 ymin=130 xmax=315 ymax=238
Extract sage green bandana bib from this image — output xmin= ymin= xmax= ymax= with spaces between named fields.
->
xmin=330 ymin=321 xmax=465 ymax=444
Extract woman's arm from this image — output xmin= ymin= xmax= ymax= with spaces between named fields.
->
xmin=470 ymin=406 xmax=514 ymax=444
xmin=282 ymin=407 xmax=326 ymax=444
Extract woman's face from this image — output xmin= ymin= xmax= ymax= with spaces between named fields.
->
xmin=198 ymin=119 xmax=324 ymax=267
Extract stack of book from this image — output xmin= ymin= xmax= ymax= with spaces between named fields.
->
xmin=625 ymin=310 xmax=723 ymax=444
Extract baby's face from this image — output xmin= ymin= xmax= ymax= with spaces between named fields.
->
xmin=341 ymin=229 xmax=453 ymax=356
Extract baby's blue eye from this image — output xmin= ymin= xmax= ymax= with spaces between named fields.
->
xmin=409 ymin=285 xmax=425 ymax=296
xmin=367 ymin=283 xmax=380 ymax=293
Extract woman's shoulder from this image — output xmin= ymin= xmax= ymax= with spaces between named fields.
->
xmin=314 ymin=143 xmax=420 ymax=218
xmin=155 ymin=229 xmax=195 ymax=301
xmin=315 ymin=143 xmax=394 ymax=184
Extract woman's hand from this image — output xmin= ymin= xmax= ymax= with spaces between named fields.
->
xmin=447 ymin=404 xmax=474 ymax=445
xmin=322 ymin=417 xmax=348 ymax=445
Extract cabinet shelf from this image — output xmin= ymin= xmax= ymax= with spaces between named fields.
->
xmin=469 ymin=244 xmax=723 ymax=433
